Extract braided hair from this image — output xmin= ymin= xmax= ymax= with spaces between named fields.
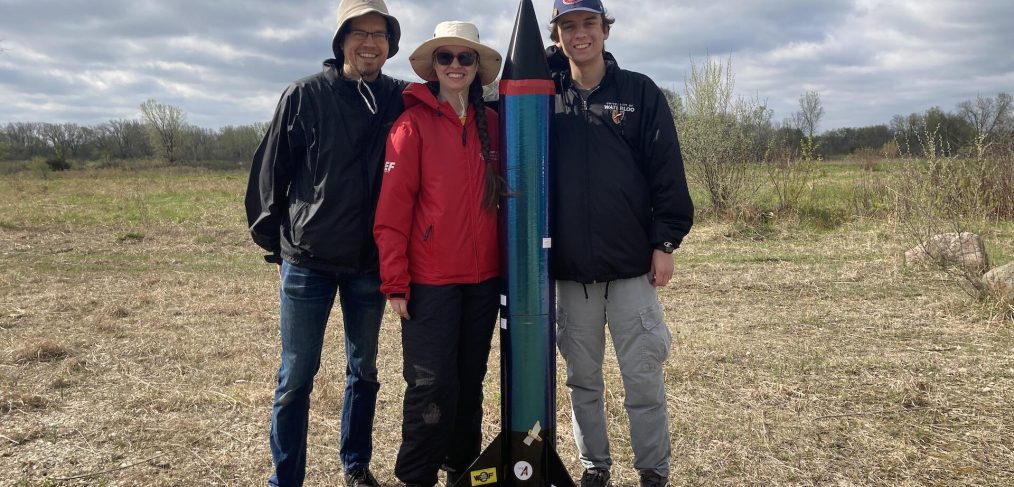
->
xmin=469 ymin=77 xmax=508 ymax=210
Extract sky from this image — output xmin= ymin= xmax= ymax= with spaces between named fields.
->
xmin=1 ymin=0 xmax=1012 ymax=132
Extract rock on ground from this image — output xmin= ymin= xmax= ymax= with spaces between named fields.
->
xmin=905 ymin=232 xmax=988 ymax=274
xmin=983 ymin=262 xmax=1014 ymax=302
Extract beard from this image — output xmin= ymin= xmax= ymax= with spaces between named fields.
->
xmin=344 ymin=55 xmax=383 ymax=81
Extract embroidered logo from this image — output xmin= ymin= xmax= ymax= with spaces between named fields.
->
xmin=603 ymin=102 xmax=636 ymax=125
xmin=384 ymin=161 xmax=396 ymax=173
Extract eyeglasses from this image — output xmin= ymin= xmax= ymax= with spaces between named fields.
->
xmin=434 ymin=51 xmax=477 ymax=67
xmin=348 ymin=30 xmax=390 ymax=42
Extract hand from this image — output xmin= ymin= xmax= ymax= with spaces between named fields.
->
xmin=390 ymin=298 xmax=411 ymax=320
xmin=649 ymin=249 xmax=674 ymax=288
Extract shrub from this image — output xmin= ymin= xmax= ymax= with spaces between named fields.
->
xmin=765 ymin=140 xmax=814 ymax=214
xmin=45 ymin=158 xmax=71 ymax=171
xmin=677 ymin=56 xmax=761 ymax=216
xmin=849 ymin=173 xmax=891 ymax=218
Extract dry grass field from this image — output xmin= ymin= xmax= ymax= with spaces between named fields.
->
xmin=1 ymin=166 xmax=1012 ymax=486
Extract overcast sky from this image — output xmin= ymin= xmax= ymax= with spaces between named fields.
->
xmin=1 ymin=0 xmax=1012 ymax=132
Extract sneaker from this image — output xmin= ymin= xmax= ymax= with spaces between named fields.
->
xmin=580 ymin=468 xmax=611 ymax=487
xmin=639 ymin=471 xmax=669 ymax=487
xmin=345 ymin=467 xmax=379 ymax=487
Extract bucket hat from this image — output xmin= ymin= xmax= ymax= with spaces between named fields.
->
xmin=332 ymin=0 xmax=401 ymax=59
xmin=409 ymin=21 xmax=502 ymax=85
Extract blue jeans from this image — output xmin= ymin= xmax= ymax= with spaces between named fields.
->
xmin=268 ymin=262 xmax=386 ymax=487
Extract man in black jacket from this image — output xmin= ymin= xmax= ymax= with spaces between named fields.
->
xmin=244 ymin=1 xmax=407 ymax=486
xmin=547 ymin=1 xmax=694 ymax=487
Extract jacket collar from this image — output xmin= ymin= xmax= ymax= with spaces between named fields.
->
xmin=402 ymin=82 xmax=474 ymax=120
xmin=322 ymin=59 xmax=389 ymax=93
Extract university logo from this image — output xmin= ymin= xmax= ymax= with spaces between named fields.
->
xmin=384 ymin=161 xmax=396 ymax=173
xmin=562 ymin=0 xmax=583 ymax=4
xmin=603 ymin=102 xmax=636 ymax=125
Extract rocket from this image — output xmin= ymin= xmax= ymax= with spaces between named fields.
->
xmin=457 ymin=1 xmax=574 ymax=486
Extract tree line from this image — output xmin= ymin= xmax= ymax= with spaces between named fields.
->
xmin=0 ymin=99 xmax=267 ymax=168
xmin=2 ymin=75 xmax=1011 ymax=170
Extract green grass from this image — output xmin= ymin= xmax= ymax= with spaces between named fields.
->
xmin=0 ymin=171 xmax=244 ymax=228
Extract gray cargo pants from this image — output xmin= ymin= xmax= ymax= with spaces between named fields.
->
xmin=556 ymin=274 xmax=672 ymax=476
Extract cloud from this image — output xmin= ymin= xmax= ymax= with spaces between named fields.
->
xmin=1 ymin=0 xmax=1012 ymax=130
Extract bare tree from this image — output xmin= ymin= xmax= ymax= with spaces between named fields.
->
xmin=958 ymin=92 xmax=1012 ymax=157
xmin=38 ymin=123 xmax=86 ymax=160
xmin=98 ymin=119 xmax=152 ymax=159
xmin=217 ymin=124 xmax=267 ymax=163
xmin=3 ymin=122 xmax=46 ymax=159
xmin=793 ymin=90 xmax=825 ymax=139
xmin=140 ymin=99 xmax=186 ymax=164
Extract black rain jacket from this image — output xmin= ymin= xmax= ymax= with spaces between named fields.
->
xmin=245 ymin=60 xmax=408 ymax=274
xmin=547 ymin=47 xmax=694 ymax=283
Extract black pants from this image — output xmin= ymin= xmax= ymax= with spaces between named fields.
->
xmin=395 ymin=279 xmax=500 ymax=486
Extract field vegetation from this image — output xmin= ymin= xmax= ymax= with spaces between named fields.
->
xmin=1 ymin=145 xmax=1011 ymax=486
xmin=2 ymin=58 xmax=1013 ymax=486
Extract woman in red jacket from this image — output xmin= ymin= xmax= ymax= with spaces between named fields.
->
xmin=373 ymin=21 xmax=504 ymax=487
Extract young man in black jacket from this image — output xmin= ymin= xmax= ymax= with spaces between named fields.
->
xmin=244 ymin=1 xmax=407 ymax=486
xmin=547 ymin=1 xmax=694 ymax=486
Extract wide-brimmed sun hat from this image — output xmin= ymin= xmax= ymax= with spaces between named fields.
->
xmin=409 ymin=21 xmax=502 ymax=85
xmin=331 ymin=0 xmax=402 ymax=60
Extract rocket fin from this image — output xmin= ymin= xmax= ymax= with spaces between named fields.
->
xmin=456 ymin=432 xmax=504 ymax=486
xmin=547 ymin=444 xmax=576 ymax=487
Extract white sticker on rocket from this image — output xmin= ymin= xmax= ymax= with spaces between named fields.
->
xmin=514 ymin=461 xmax=533 ymax=481
xmin=542 ymin=238 xmax=552 ymax=248
xmin=524 ymin=420 xmax=542 ymax=446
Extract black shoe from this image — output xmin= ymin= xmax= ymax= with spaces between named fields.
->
xmin=639 ymin=471 xmax=669 ymax=487
xmin=580 ymin=468 xmax=611 ymax=487
xmin=345 ymin=467 xmax=379 ymax=487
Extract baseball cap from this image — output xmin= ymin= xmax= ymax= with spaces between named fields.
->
xmin=550 ymin=0 xmax=605 ymax=23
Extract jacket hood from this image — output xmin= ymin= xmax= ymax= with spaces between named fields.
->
xmin=402 ymin=83 xmax=440 ymax=111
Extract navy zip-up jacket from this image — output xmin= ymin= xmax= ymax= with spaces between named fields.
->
xmin=547 ymin=47 xmax=694 ymax=283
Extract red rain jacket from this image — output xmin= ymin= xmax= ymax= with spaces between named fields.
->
xmin=374 ymin=83 xmax=500 ymax=300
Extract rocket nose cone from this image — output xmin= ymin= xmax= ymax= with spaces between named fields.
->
xmin=503 ymin=0 xmax=551 ymax=81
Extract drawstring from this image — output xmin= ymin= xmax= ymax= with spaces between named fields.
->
xmin=580 ymin=281 xmax=612 ymax=300
xmin=357 ymin=78 xmax=378 ymax=115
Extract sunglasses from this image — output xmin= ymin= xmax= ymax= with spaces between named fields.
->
xmin=434 ymin=51 xmax=477 ymax=67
